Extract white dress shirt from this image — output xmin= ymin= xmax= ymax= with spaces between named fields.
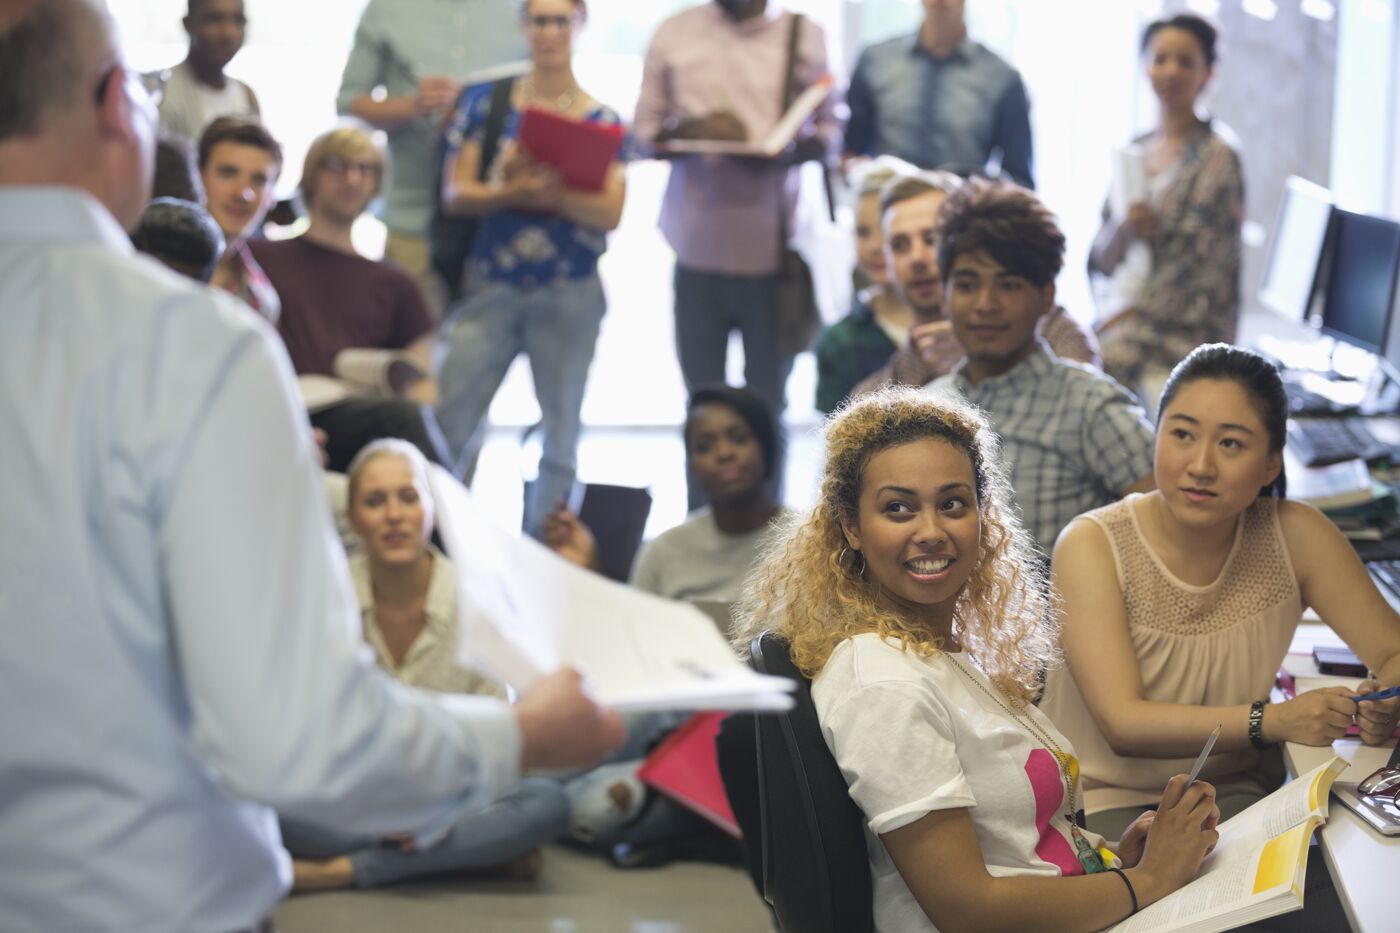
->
xmin=0 ymin=187 xmax=520 ymax=933
xmin=350 ymin=545 xmax=507 ymax=698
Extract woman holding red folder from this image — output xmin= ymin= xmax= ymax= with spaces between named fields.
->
xmin=436 ymin=0 xmax=627 ymax=540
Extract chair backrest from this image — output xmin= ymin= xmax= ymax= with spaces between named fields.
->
xmin=749 ymin=632 xmax=874 ymax=933
xmin=577 ymin=483 xmax=653 ymax=583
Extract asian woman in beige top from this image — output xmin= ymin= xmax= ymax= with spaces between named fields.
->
xmin=1043 ymin=345 xmax=1400 ymax=840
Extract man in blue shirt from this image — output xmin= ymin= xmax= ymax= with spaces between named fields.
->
xmin=0 ymin=4 xmax=621 ymax=930
xmin=845 ymin=0 xmax=1035 ymax=188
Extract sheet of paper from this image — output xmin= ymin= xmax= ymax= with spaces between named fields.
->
xmin=429 ymin=467 xmax=795 ymax=712
xmin=1110 ymin=144 xmax=1147 ymax=218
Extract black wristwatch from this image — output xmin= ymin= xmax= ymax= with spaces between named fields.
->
xmin=1248 ymin=699 xmax=1272 ymax=749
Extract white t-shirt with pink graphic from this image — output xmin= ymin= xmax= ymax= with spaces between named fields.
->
xmin=813 ymin=633 xmax=1108 ymax=933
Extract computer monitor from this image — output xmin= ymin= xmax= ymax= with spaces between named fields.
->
xmin=1316 ymin=209 xmax=1400 ymax=355
xmin=1259 ymin=176 xmax=1334 ymax=319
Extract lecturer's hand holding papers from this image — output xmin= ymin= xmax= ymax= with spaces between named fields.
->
xmin=429 ymin=467 xmax=795 ymax=712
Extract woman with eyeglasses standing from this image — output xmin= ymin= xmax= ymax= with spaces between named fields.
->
xmin=436 ymin=0 xmax=627 ymax=539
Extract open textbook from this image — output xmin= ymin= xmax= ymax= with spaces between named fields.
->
xmin=296 ymin=348 xmax=428 ymax=412
xmin=1108 ymin=757 xmax=1349 ymax=933
xmin=427 ymin=465 xmax=795 ymax=713
xmin=657 ymin=75 xmax=834 ymax=157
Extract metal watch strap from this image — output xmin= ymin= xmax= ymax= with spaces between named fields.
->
xmin=1248 ymin=699 xmax=1271 ymax=749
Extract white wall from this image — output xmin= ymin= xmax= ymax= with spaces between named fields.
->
xmin=1331 ymin=0 xmax=1396 ymax=214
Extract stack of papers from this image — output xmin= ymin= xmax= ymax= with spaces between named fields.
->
xmin=1286 ymin=455 xmax=1377 ymax=511
xmin=428 ymin=466 xmax=795 ymax=712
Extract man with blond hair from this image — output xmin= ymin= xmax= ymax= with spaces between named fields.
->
xmin=251 ymin=125 xmax=451 ymax=471
xmin=0 ymin=4 xmax=623 ymax=930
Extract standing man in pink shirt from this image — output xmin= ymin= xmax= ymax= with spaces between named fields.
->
xmin=635 ymin=1 xmax=838 ymax=458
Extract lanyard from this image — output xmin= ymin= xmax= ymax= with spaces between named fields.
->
xmin=944 ymin=655 xmax=1105 ymax=874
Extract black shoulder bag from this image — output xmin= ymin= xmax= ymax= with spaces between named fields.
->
xmin=429 ymin=77 xmax=515 ymax=305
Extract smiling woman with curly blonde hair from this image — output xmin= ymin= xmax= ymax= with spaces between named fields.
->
xmin=732 ymin=386 xmax=1053 ymax=705
xmin=732 ymin=387 xmax=1223 ymax=933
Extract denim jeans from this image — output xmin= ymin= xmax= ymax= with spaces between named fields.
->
xmin=435 ymin=275 xmax=607 ymax=537
xmin=279 ymin=777 xmax=568 ymax=889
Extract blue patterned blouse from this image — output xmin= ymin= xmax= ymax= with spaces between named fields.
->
xmin=444 ymin=82 xmax=628 ymax=289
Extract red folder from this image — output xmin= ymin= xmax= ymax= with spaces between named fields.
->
xmin=637 ymin=712 xmax=741 ymax=838
xmin=518 ymin=106 xmax=624 ymax=192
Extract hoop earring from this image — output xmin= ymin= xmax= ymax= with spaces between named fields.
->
xmin=839 ymin=546 xmax=865 ymax=575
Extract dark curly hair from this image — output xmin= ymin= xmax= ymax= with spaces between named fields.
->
xmin=936 ymin=177 xmax=1065 ymax=287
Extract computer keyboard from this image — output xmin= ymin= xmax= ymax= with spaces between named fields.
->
xmin=1284 ymin=381 xmax=1346 ymax=416
xmin=1288 ymin=417 xmax=1389 ymax=466
xmin=1368 ymin=559 xmax=1400 ymax=612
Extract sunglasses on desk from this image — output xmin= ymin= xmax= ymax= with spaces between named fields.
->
xmin=1357 ymin=743 xmax=1400 ymax=801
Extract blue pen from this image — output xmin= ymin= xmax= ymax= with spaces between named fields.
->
xmin=1354 ymin=685 xmax=1400 ymax=704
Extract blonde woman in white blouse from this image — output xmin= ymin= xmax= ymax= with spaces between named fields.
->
xmin=286 ymin=439 xmax=568 ymax=891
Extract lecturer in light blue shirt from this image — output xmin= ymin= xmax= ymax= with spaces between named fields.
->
xmin=0 ymin=4 xmax=621 ymax=932
xmin=844 ymin=0 xmax=1035 ymax=188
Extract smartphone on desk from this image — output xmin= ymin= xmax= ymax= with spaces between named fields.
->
xmin=1314 ymin=645 xmax=1369 ymax=677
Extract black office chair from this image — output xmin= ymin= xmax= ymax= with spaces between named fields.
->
xmin=745 ymin=632 xmax=874 ymax=933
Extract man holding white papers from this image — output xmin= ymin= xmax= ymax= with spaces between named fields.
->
xmin=0 ymin=5 xmax=622 ymax=930
xmin=635 ymin=0 xmax=839 ymax=439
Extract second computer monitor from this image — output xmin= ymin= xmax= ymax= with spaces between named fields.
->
xmin=1259 ymin=175 xmax=1334 ymax=319
xmin=1317 ymin=209 xmax=1400 ymax=355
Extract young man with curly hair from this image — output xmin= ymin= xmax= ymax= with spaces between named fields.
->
xmin=926 ymin=179 xmax=1154 ymax=557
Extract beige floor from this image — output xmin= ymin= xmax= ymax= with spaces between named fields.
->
xmin=274 ymin=844 xmax=776 ymax=933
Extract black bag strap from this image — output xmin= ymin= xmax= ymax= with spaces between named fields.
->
xmin=778 ymin=14 xmax=803 ymax=247
xmin=781 ymin=13 xmax=803 ymax=113
xmin=479 ymin=77 xmax=517 ymax=181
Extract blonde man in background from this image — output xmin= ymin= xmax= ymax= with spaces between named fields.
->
xmin=251 ymin=125 xmax=454 ymax=473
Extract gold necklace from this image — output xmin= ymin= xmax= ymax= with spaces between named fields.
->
xmin=522 ymin=75 xmax=577 ymax=111
xmin=943 ymin=653 xmax=1105 ymax=874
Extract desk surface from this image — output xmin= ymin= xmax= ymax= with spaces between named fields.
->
xmin=1280 ymin=638 xmax=1398 ymax=933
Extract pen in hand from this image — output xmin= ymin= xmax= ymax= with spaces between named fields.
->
xmin=1186 ymin=724 xmax=1222 ymax=786
xmin=1354 ymin=685 xmax=1400 ymax=704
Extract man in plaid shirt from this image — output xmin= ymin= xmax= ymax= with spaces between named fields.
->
xmin=927 ymin=179 xmax=1155 ymax=557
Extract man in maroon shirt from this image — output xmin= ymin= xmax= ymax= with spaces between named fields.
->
xmin=251 ymin=126 xmax=450 ymax=472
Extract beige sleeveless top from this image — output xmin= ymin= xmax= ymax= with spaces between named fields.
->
xmin=1041 ymin=494 xmax=1303 ymax=812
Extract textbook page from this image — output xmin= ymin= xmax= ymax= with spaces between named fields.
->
xmin=658 ymin=75 xmax=833 ymax=157
xmin=429 ymin=466 xmax=795 ymax=712
xmin=1107 ymin=757 xmax=1348 ymax=933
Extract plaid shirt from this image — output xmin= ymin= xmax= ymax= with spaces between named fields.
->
xmin=930 ymin=344 xmax=1153 ymax=556
xmin=814 ymin=301 xmax=899 ymax=413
